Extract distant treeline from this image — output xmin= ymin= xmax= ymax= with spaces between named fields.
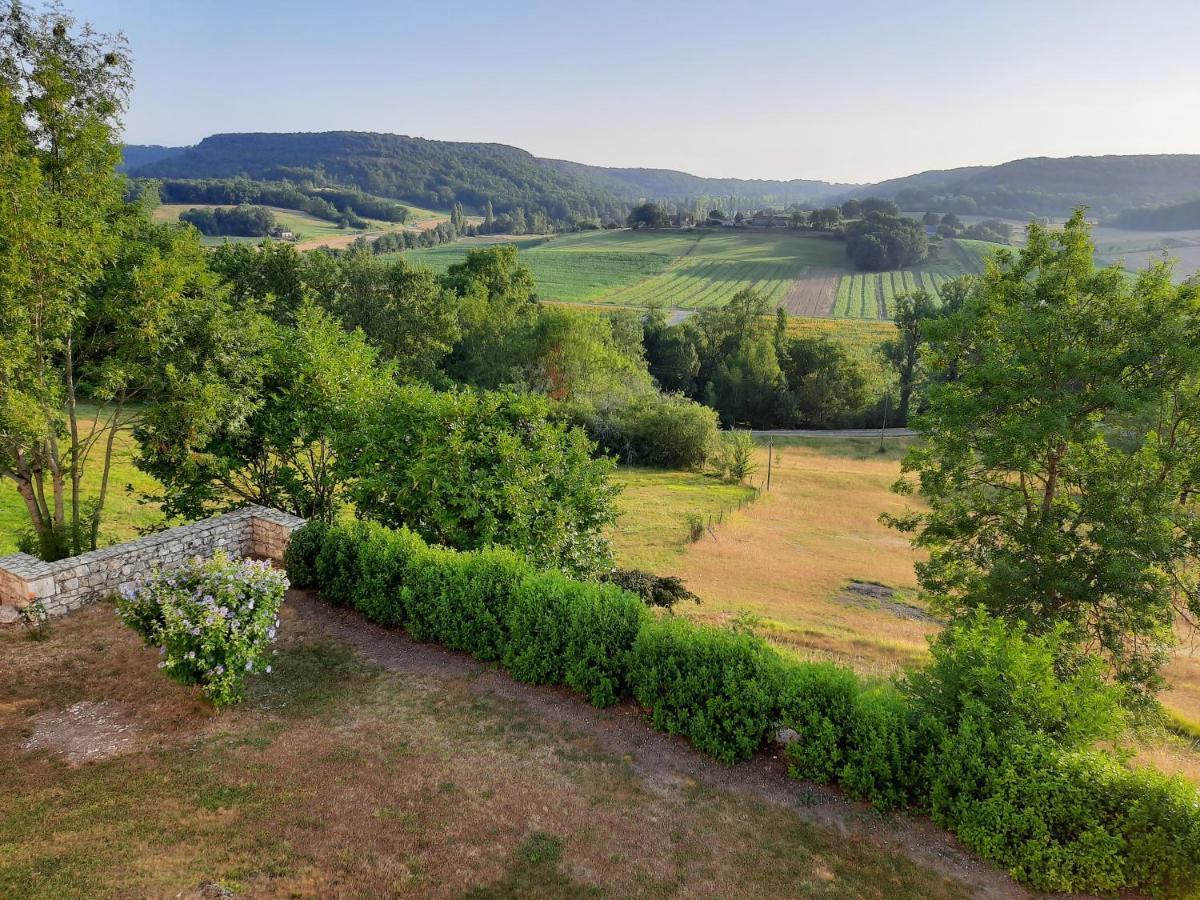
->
xmin=1112 ymin=197 xmax=1200 ymax=231
xmin=137 ymin=177 xmax=411 ymax=229
xmin=180 ymin=204 xmax=277 ymax=237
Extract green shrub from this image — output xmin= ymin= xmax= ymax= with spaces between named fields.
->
xmin=778 ymin=662 xmax=860 ymax=784
xmin=904 ymin=610 xmax=1124 ymax=753
xmin=400 ymin=542 xmax=463 ymax=642
xmin=504 ymin=573 xmax=646 ymax=707
xmin=313 ymin=520 xmax=371 ymax=607
xmin=355 ymin=523 xmax=426 ymax=626
xmin=900 ymin=611 xmax=1188 ymax=894
xmin=435 ymin=547 xmax=532 ymax=660
xmin=283 ymin=520 xmax=327 ymax=588
xmin=601 ymin=567 xmax=700 ymax=611
xmin=839 ymin=685 xmax=922 ymax=809
xmin=116 ymin=552 xmax=287 ymax=707
xmin=342 ymin=384 xmax=618 ymax=577
xmin=629 ymin=617 xmax=784 ymax=763
xmin=575 ymin=393 xmax=719 ymax=470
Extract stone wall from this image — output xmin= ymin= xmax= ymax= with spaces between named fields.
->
xmin=0 ymin=506 xmax=305 ymax=621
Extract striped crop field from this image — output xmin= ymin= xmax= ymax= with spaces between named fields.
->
xmin=391 ymin=229 xmax=1009 ymax=320
xmin=831 ymin=239 xmax=1006 ymax=319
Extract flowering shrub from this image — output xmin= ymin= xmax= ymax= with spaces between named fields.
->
xmin=117 ymin=552 xmax=288 ymax=707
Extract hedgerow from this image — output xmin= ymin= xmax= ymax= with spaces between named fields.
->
xmin=286 ymin=521 xmax=1200 ymax=895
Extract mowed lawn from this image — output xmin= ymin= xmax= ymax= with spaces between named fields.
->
xmin=1 ymin=599 xmax=976 ymax=899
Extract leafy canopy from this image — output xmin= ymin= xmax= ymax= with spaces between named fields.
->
xmin=888 ymin=211 xmax=1200 ymax=703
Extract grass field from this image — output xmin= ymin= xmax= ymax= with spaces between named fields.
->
xmin=151 ymin=203 xmax=445 ymax=250
xmin=392 ymin=228 xmax=1003 ymax=320
xmin=0 ymin=405 xmax=162 ymax=555
xmin=612 ymin=437 xmax=1200 ymax=783
xmin=610 ymin=468 xmax=758 ymax=572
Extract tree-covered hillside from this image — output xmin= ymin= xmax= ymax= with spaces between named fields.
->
xmin=118 ymin=143 xmax=184 ymax=172
xmin=542 ymin=158 xmax=852 ymax=206
xmin=128 ymin=133 xmax=1200 ymax=224
xmin=855 ymin=154 xmax=1200 ymax=218
xmin=131 ymin=132 xmax=629 ymax=225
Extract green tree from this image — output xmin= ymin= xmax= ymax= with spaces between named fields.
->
xmin=882 ymin=290 xmax=939 ymax=424
xmin=342 ymin=385 xmax=619 ymax=576
xmin=136 ymin=304 xmax=393 ymax=524
xmin=0 ymin=8 xmax=240 ymax=557
xmin=779 ymin=336 xmax=868 ymax=427
xmin=626 ymin=202 xmax=669 ymax=229
xmin=887 ymin=212 xmax=1200 ymax=703
xmin=442 ymin=245 xmax=539 ymax=388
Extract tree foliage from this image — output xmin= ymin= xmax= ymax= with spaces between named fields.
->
xmin=845 ymin=212 xmax=928 ymax=271
xmin=888 ymin=212 xmax=1200 ymax=702
xmin=341 ymin=385 xmax=619 ymax=577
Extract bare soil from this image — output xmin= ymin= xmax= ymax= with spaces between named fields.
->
xmin=780 ymin=267 xmax=841 ymax=316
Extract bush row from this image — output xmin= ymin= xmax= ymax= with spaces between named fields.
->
xmin=285 ymin=521 xmax=1200 ymax=895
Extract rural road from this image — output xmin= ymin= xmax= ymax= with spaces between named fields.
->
xmin=751 ymin=427 xmax=918 ymax=438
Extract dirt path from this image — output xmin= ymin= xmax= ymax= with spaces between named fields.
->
xmin=780 ymin=267 xmax=841 ymax=316
xmin=293 ymin=592 xmax=1028 ymax=900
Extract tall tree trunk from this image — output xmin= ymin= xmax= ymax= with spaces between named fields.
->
xmin=90 ymin=398 xmax=124 ymax=551
xmin=65 ymin=336 xmax=81 ymax=554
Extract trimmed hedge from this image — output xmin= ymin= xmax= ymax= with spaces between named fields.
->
xmin=630 ymin=617 xmax=785 ymax=763
xmin=505 ymin=573 xmax=646 ymax=707
xmin=286 ymin=521 xmax=1200 ymax=895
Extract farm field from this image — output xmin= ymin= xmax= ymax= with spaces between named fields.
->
xmin=395 ymin=228 xmax=1003 ymax=320
xmin=831 ymin=240 xmax=998 ymax=320
xmin=151 ymin=203 xmax=439 ymax=250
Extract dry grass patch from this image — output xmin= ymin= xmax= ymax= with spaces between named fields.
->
xmin=0 ymin=599 xmax=971 ymax=899
xmin=658 ymin=439 xmax=933 ymax=676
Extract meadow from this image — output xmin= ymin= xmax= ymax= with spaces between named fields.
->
xmin=615 ymin=437 xmax=1200 ymax=783
xmin=395 ymin=228 xmax=1000 ymax=320
xmin=151 ymin=203 xmax=445 ymax=250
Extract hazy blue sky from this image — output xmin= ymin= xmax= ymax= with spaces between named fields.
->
xmin=70 ymin=0 xmax=1200 ymax=184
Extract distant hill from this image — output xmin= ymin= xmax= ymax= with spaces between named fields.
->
xmin=850 ymin=155 xmax=1200 ymax=219
xmin=541 ymin=158 xmax=852 ymax=205
xmin=1110 ymin=196 xmax=1200 ymax=231
xmin=125 ymin=132 xmax=1200 ymax=223
xmin=118 ymin=144 xmax=185 ymax=172
xmin=129 ymin=132 xmax=629 ymax=225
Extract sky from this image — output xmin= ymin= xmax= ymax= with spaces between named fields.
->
xmin=68 ymin=0 xmax=1200 ymax=184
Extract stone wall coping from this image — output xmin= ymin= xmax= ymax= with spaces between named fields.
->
xmin=0 ymin=505 xmax=305 ymax=617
